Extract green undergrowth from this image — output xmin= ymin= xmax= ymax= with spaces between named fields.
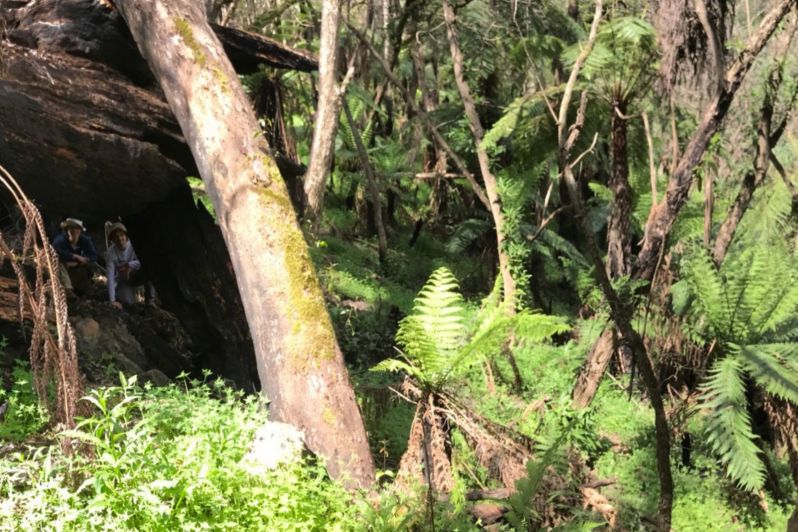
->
xmin=0 ymin=362 xmax=49 ymax=442
xmin=311 ymin=206 xmax=485 ymax=369
xmin=0 ymin=373 xmax=484 ymax=531
xmin=1 ymin=374 xmax=362 ymax=530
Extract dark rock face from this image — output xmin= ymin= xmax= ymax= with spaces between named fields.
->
xmin=0 ymin=0 xmax=311 ymax=388
xmin=127 ymin=186 xmax=259 ymax=390
xmin=71 ymin=300 xmax=195 ymax=385
xmin=1 ymin=0 xmax=193 ymax=220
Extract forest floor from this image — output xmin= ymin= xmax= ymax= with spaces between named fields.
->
xmin=0 ymin=207 xmax=796 ymax=530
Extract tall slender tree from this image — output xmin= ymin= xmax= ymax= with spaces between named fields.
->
xmin=303 ymin=0 xmax=347 ymax=220
xmin=442 ymin=0 xmax=516 ymax=308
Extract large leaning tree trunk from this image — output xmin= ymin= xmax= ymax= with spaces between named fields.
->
xmin=113 ymin=0 xmax=375 ymax=488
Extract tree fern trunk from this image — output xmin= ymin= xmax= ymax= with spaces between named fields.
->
xmin=607 ymin=98 xmax=632 ymax=279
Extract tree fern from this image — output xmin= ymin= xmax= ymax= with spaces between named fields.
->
xmin=737 ymin=344 xmax=798 ymax=403
xmin=681 ymin=239 xmax=798 ymax=491
xmin=700 ymin=357 xmax=765 ymax=492
xmin=374 ymin=267 xmax=467 ymax=389
xmin=445 ymin=218 xmax=492 ymax=255
xmin=374 ymin=267 xmax=568 ymax=389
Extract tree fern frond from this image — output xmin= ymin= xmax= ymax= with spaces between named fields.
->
xmin=701 ymin=356 xmax=765 ymax=492
xmin=371 ymin=356 xmax=424 ymax=382
xmin=393 ymin=268 xmax=468 ymax=387
xmin=449 ymin=311 xmax=569 ymax=378
xmin=748 ymin=247 xmax=798 ymax=335
xmin=737 ymin=344 xmax=798 ymax=403
xmin=445 ymin=218 xmax=492 ymax=254
xmin=722 ymin=245 xmax=770 ymax=340
xmin=535 ymin=229 xmax=589 ymax=267
xmin=736 ymin=178 xmax=792 ymax=245
xmin=683 ymin=248 xmax=730 ymax=338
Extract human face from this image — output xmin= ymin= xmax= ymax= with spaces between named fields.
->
xmin=112 ymin=231 xmax=128 ymax=248
xmin=67 ymin=227 xmax=81 ymax=244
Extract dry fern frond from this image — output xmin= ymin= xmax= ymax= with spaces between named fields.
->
xmin=0 ymin=164 xmax=82 ymax=448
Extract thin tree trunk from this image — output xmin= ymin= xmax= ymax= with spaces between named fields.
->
xmin=303 ymin=0 xmax=344 ymax=220
xmin=573 ymin=328 xmax=615 ymax=408
xmin=442 ymin=0 xmax=516 ymax=308
xmin=642 ymin=111 xmax=658 ymax=204
xmin=607 ymin=99 xmax=633 ymax=279
xmin=343 ymin=100 xmax=388 ymax=262
xmin=114 ymin=0 xmax=375 ymax=488
xmin=703 ymin=170 xmax=714 ymax=248
xmin=411 ymin=32 xmax=448 ymax=220
xmin=349 ymin=22 xmax=491 ymax=209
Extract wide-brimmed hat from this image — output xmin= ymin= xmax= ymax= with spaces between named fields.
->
xmin=106 ymin=222 xmax=128 ymax=239
xmin=60 ymin=218 xmax=85 ymax=231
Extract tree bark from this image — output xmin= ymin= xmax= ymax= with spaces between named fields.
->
xmin=442 ymin=0 xmax=516 ymax=308
xmin=557 ymin=4 xmax=673 ymax=526
xmin=114 ymin=0 xmax=375 ymax=488
xmin=713 ymin=38 xmax=796 ymax=264
xmin=633 ymin=0 xmax=796 ymax=282
xmin=606 ymin=99 xmax=633 ymax=279
xmin=303 ymin=0 xmax=344 ymax=220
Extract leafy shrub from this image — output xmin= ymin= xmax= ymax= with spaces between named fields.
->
xmin=0 ymin=374 xmax=365 ymax=530
xmin=0 ymin=361 xmax=49 ymax=442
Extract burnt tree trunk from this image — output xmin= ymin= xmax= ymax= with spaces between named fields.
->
xmin=114 ymin=0 xmax=375 ymax=487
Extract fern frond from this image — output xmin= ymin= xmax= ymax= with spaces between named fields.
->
xmin=535 ymin=229 xmax=589 ymax=267
xmin=701 ymin=356 xmax=765 ymax=492
xmin=736 ymin=177 xmax=791 ymax=245
xmin=445 ymin=218 xmax=492 ymax=254
xmin=394 ymin=267 xmax=467 ymax=387
xmin=683 ymin=248 xmax=730 ymax=338
xmin=722 ymin=244 xmax=770 ymax=341
xmin=449 ymin=312 xmax=569 ymax=379
xmin=748 ymin=247 xmax=798 ymax=335
xmin=737 ymin=343 xmax=798 ymax=403
xmin=370 ymin=356 xmax=424 ymax=382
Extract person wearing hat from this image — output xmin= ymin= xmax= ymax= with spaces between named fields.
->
xmin=52 ymin=218 xmax=98 ymax=297
xmin=106 ymin=222 xmax=154 ymax=308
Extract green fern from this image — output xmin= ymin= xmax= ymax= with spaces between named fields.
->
xmin=700 ymin=357 xmax=765 ymax=492
xmin=374 ymin=267 xmax=467 ymax=389
xmin=681 ymin=240 xmax=798 ymax=491
xmin=737 ymin=344 xmax=798 ymax=403
xmin=373 ymin=267 xmax=568 ymax=390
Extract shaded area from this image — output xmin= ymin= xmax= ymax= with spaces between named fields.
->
xmin=0 ymin=0 xmax=315 ymax=387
